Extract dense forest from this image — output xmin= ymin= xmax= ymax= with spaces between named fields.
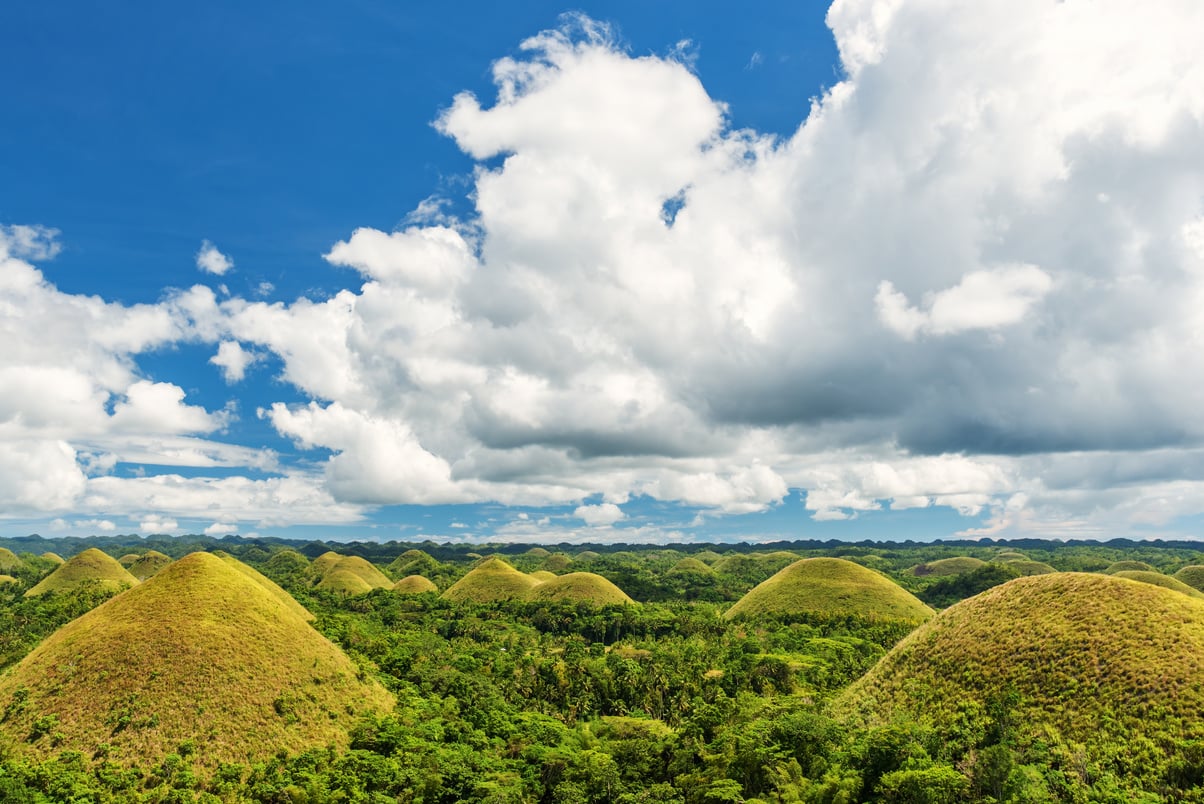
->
xmin=2 ymin=533 xmax=1204 ymax=803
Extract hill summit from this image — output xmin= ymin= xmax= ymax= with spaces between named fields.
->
xmin=24 ymin=548 xmax=139 ymax=597
xmin=837 ymin=573 xmax=1204 ymax=744
xmin=725 ymin=557 xmax=933 ymax=623
xmin=0 ymin=552 xmax=393 ymax=768
xmin=442 ymin=557 xmax=539 ymax=603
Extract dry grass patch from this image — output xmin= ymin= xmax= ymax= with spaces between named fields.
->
xmin=1174 ymin=565 xmax=1204 ymax=592
xmin=1111 ymin=570 xmax=1204 ymax=598
xmin=668 ymin=557 xmax=715 ymax=576
xmin=392 ymin=575 xmax=438 ymax=594
xmin=127 ymin=550 xmax=172 ymax=581
xmin=0 ymin=548 xmax=23 ymax=573
xmin=911 ymin=556 xmax=987 ymax=577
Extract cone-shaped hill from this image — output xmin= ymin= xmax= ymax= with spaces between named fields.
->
xmin=118 ymin=553 xmax=141 ymax=567
xmin=393 ymin=575 xmax=438 ymax=594
xmin=127 ymin=550 xmax=173 ymax=580
xmin=1111 ymin=570 xmax=1204 ymax=598
xmin=311 ymin=551 xmax=345 ymax=577
xmin=669 ymin=557 xmax=715 ymax=576
xmin=0 ymin=552 xmax=393 ymax=768
xmin=529 ymin=570 xmax=558 ymax=582
xmin=387 ymin=549 xmax=439 ymax=578
xmin=0 ymin=548 xmax=23 ymax=572
xmin=1001 ymin=559 xmax=1056 ymax=576
xmin=910 ymin=556 xmax=987 ymax=577
xmin=529 ymin=572 xmax=635 ymax=606
xmin=40 ymin=552 xmax=64 ymax=565
xmin=836 ymin=573 xmax=1204 ymax=745
xmin=724 ymin=558 xmax=934 ymax=623
xmin=0 ymin=575 xmax=17 ymax=586
xmin=442 ymin=557 xmax=539 ymax=603
xmin=1174 ymin=565 xmax=1204 ymax=592
xmin=315 ymin=556 xmax=392 ymax=594
xmin=24 ymin=548 xmax=139 ymax=597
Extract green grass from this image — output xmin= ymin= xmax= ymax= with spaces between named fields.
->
xmin=524 ymin=547 xmax=551 ymax=558
xmin=910 ymin=556 xmax=987 ymax=577
xmin=323 ymin=556 xmax=392 ymax=589
xmin=126 ymin=550 xmax=172 ymax=581
xmin=24 ymin=549 xmax=139 ymax=597
xmin=1103 ymin=560 xmax=1157 ymax=574
xmin=529 ymin=572 xmax=635 ymax=606
xmin=574 ymin=550 xmax=600 ymax=562
xmin=212 ymin=552 xmax=314 ymax=621
xmin=1174 ymin=565 xmax=1204 ymax=592
xmin=0 ymin=575 xmax=17 ymax=586
xmin=392 ymin=575 xmax=438 ymax=594
xmin=836 ymin=573 xmax=1204 ymax=745
xmin=692 ymin=550 xmax=723 ymax=565
xmin=0 ymin=552 xmax=393 ymax=770
xmin=724 ymin=558 xmax=934 ymax=623
xmin=117 ymin=553 xmax=141 ymax=567
xmin=442 ymin=558 xmax=540 ymax=603
xmin=39 ymin=552 xmax=64 ymax=565
xmin=529 ymin=570 xmax=558 ymax=582
xmin=316 ymin=569 xmax=375 ymax=595
xmin=993 ymin=551 xmax=1028 ymax=562
xmin=543 ymin=553 xmax=573 ymax=572
xmin=1111 ymin=570 xmax=1204 ymax=598
xmin=386 ymin=549 xmax=439 ymax=578
xmin=311 ymin=551 xmax=345 ymax=577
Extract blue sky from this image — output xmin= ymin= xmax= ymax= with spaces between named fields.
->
xmin=3 ymin=1 xmax=1204 ymax=543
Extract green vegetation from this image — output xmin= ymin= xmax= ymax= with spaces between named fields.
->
xmin=39 ymin=552 xmax=64 ymax=565
xmin=1000 ymin=558 xmax=1056 ymax=575
xmin=0 ymin=552 xmax=393 ymax=770
xmin=910 ymin=556 xmax=987 ymax=576
xmin=1104 ymin=559 xmax=1157 ymax=574
xmin=4 ymin=535 xmax=1204 ymax=801
xmin=24 ymin=548 xmax=139 ymax=597
xmin=669 ymin=557 xmax=715 ymax=576
xmin=725 ymin=558 xmax=934 ymax=623
xmin=528 ymin=572 xmax=635 ymax=605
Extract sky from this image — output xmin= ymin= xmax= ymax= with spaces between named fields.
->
xmin=3 ymin=0 xmax=1204 ymax=545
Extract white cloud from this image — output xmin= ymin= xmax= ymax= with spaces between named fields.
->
xmin=204 ymin=521 xmax=239 ymax=536
xmin=210 ymin=340 xmax=258 ymax=383
xmin=138 ymin=516 xmax=178 ymax=534
xmin=8 ymin=3 xmax=1204 ymax=539
xmin=574 ymin=502 xmax=625 ymax=527
xmin=195 ymin=240 xmax=233 ymax=275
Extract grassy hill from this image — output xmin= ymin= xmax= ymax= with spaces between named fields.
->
xmin=1111 ymin=569 xmax=1204 ymax=598
xmin=836 ymin=573 xmax=1204 ymax=757
xmin=127 ymin=550 xmax=173 ymax=580
xmin=386 ymin=549 xmax=439 ymax=578
xmin=724 ymin=558 xmax=934 ymax=623
xmin=24 ymin=548 xmax=139 ymax=597
xmin=392 ymin=575 xmax=438 ymax=594
xmin=0 ymin=552 xmax=393 ymax=769
xmin=1174 ymin=565 xmax=1204 ymax=592
xmin=316 ymin=569 xmax=375 ymax=595
xmin=910 ymin=556 xmax=987 ymax=577
xmin=529 ymin=570 xmax=558 ymax=582
xmin=311 ymin=551 xmax=345 ymax=577
xmin=0 ymin=548 xmax=23 ymax=573
xmin=40 ymin=552 xmax=64 ymax=565
xmin=0 ymin=575 xmax=17 ymax=587
xmin=998 ymin=558 xmax=1055 ymax=575
xmin=442 ymin=557 xmax=539 ymax=603
xmin=212 ymin=552 xmax=313 ymax=621
xmin=668 ymin=557 xmax=715 ymax=576
xmin=529 ymin=572 xmax=635 ymax=606
xmin=325 ymin=556 xmax=392 ymax=589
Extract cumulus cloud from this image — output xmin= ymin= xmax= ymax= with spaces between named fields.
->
xmin=195 ymin=240 xmax=233 ymax=275
xmin=7 ymin=1 xmax=1204 ymax=539
xmin=574 ymin=502 xmax=625 ymax=527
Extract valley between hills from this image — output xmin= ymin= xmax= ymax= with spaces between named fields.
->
xmin=2 ymin=535 xmax=1204 ymax=802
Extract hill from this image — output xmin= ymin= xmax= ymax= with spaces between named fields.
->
xmin=836 ymin=573 xmax=1204 ymax=747
xmin=1174 ymin=565 xmax=1204 ymax=592
xmin=668 ymin=557 xmax=715 ymax=576
xmin=323 ymin=556 xmax=392 ymax=589
xmin=1111 ymin=569 xmax=1204 ymax=598
xmin=0 ymin=552 xmax=393 ymax=769
xmin=126 ymin=550 xmax=173 ymax=580
xmin=24 ymin=548 xmax=139 ymax=597
xmin=0 ymin=575 xmax=17 ymax=586
xmin=40 ymin=552 xmax=64 ymax=565
xmin=529 ymin=570 xmax=558 ymax=582
xmin=386 ymin=549 xmax=439 ymax=578
xmin=998 ymin=559 xmax=1055 ymax=575
xmin=910 ymin=556 xmax=987 ymax=577
xmin=392 ymin=575 xmax=438 ymax=594
xmin=529 ymin=572 xmax=635 ymax=606
xmin=316 ymin=568 xmax=375 ymax=595
xmin=724 ymin=558 xmax=934 ymax=623
xmin=311 ymin=551 xmax=345 ymax=577
xmin=442 ymin=557 xmax=539 ymax=603
xmin=0 ymin=548 xmax=23 ymax=573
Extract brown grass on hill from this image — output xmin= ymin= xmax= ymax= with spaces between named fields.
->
xmin=392 ymin=575 xmax=438 ymax=594
xmin=442 ymin=557 xmax=539 ymax=603
xmin=24 ymin=548 xmax=139 ymax=597
xmin=0 ymin=548 xmax=24 ymax=573
xmin=837 ymin=573 xmax=1204 ymax=744
xmin=0 ymin=552 xmax=393 ymax=770
xmin=529 ymin=572 xmax=635 ymax=606
xmin=725 ymin=558 xmax=934 ymax=623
